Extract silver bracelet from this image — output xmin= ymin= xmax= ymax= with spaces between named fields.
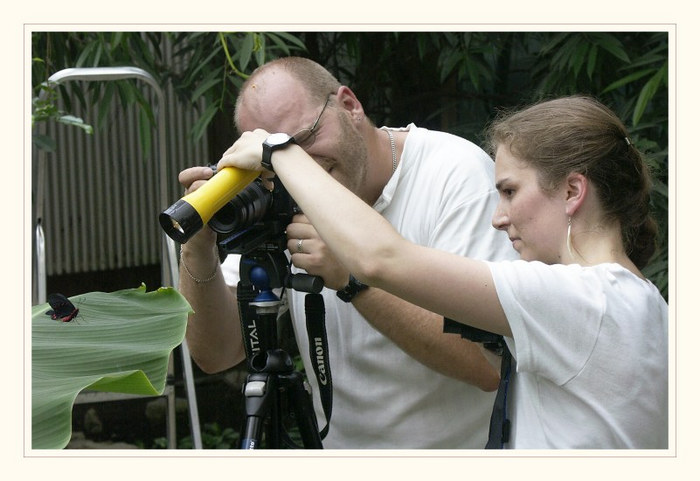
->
xmin=180 ymin=245 xmax=218 ymax=284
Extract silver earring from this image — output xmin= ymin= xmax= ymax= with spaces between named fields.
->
xmin=567 ymin=217 xmax=574 ymax=259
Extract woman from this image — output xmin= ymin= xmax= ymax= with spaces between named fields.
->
xmin=218 ymin=96 xmax=668 ymax=449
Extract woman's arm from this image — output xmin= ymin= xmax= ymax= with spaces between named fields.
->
xmin=218 ymin=130 xmax=511 ymax=336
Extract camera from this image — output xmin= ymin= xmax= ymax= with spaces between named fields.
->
xmin=444 ymin=318 xmax=506 ymax=356
xmin=211 ymin=176 xmax=299 ymax=256
xmin=159 ymin=166 xmax=259 ymax=244
xmin=158 ymin=165 xmax=323 ymax=294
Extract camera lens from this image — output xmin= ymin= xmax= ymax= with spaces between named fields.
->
xmin=208 ymin=181 xmax=273 ymax=234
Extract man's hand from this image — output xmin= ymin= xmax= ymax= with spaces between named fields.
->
xmin=286 ymin=214 xmax=350 ymax=290
xmin=177 ymin=166 xmax=218 ymax=246
xmin=178 ymin=165 xmax=215 ymax=193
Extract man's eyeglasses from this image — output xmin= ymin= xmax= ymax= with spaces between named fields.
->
xmin=292 ymin=93 xmax=333 ymax=149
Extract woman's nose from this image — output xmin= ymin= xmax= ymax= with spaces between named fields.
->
xmin=492 ymin=206 xmax=508 ymax=231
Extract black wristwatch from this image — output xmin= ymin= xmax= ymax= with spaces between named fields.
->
xmin=336 ymin=275 xmax=369 ymax=303
xmin=262 ymin=133 xmax=297 ymax=172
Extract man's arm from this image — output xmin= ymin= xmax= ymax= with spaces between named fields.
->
xmin=351 ymin=288 xmax=499 ymax=390
xmin=286 ymin=214 xmax=499 ymax=391
xmin=176 ymin=167 xmax=246 ymax=373
xmin=179 ymin=235 xmax=246 ymax=373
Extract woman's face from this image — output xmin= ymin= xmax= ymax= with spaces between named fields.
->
xmin=491 ymin=145 xmax=569 ymax=264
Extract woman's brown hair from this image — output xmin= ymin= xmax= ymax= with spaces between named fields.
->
xmin=486 ymin=95 xmax=658 ymax=269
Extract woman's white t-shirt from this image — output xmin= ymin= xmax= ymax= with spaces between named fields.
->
xmin=487 ymin=260 xmax=668 ymax=449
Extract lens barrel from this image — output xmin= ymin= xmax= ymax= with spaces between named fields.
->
xmin=208 ymin=181 xmax=273 ymax=234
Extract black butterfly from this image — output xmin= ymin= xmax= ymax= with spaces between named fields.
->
xmin=45 ymin=293 xmax=80 ymax=322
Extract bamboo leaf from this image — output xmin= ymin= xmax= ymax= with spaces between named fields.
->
xmin=594 ymin=34 xmax=631 ymax=63
xmin=75 ymin=41 xmax=96 ymax=68
xmin=633 ymin=62 xmax=667 ymax=125
xmin=539 ymin=32 xmax=569 ymax=55
xmin=190 ymin=102 xmax=220 ymax=142
xmin=255 ymin=34 xmax=267 ymax=66
xmin=97 ymin=82 xmax=115 ymax=128
xmin=570 ymin=42 xmax=588 ymax=78
xmin=439 ymin=51 xmax=462 ymax=83
xmin=238 ymin=33 xmax=254 ymax=72
xmin=586 ymin=44 xmax=598 ymax=80
xmin=266 ymin=32 xmax=306 ymax=53
xmin=602 ymin=68 xmax=656 ymax=93
xmin=550 ymin=35 xmax=580 ymax=72
xmin=190 ymin=71 xmax=223 ymax=103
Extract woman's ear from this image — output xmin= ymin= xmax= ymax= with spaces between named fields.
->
xmin=564 ymin=172 xmax=588 ymax=217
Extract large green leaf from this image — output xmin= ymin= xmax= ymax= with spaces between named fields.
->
xmin=32 ymin=285 xmax=191 ymax=449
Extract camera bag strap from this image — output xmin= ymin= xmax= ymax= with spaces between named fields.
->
xmin=304 ymin=293 xmax=333 ymax=439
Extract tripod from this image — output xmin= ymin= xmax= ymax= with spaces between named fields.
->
xmin=236 ymin=249 xmax=325 ymax=449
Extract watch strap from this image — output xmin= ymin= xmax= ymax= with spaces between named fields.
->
xmin=261 ymin=146 xmax=275 ymax=172
xmin=336 ymin=275 xmax=369 ymax=302
xmin=262 ymin=133 xmax=296 ymax=172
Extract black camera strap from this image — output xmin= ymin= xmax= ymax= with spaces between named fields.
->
xmin=485 ymin=344 xmax=513 ymax=448
xmin=444 ymin=318 xmax=512 ymax=448
xmin=304 ymin=293 xmax=333 ymax=439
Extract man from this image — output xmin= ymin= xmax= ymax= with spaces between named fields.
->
xmin=178 ymin=57 xmax=517 ymax=448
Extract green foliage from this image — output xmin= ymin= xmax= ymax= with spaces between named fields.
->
xmin=152 ymin=422 xmax=240 ymax=449
xmin=31 ymin=32 xmax=305 ymax=153
xmin=32 ymin=285 xmax=191 ymax=449
xmin=31 ymin=30 xmax=669 ymax=297
xmin=166 ymin=32 xmax=305 ymax=143
xmin=30 ymin=31 xmax=669 ymax=450
xmin=301 ymin=31 xmax=669 ymax=298
xmin=32 ymin=59 xmax=93 ymax=152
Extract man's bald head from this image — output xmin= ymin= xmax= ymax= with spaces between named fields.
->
xmin=234 ymin=57 xmax=342 ymax=134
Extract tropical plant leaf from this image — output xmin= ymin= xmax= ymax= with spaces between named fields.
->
xmin=32 ymin=133 xmax=56 ymax=152
xmin=56 ymin=115 xmax=93 ymax=134
xmin=31 ymin=285 xmax=191 ymax=449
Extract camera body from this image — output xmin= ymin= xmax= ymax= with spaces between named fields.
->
xmin=210 ymin=176 xmax=299 ymax=256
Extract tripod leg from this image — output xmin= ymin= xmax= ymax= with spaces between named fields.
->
xmin=240 ymin=373 xmax=276 ymax=449
xmin=284 ymin=371 xmax=323 ymax=448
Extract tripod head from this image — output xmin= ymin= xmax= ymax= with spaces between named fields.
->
xmin=213 ymin=177 xmax=322 ymax=368
xmin=237 ymin=248 xmax=322 ymax=363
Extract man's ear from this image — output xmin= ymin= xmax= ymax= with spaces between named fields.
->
xmin=564 ymin=172 xmax=588 ymax=217
xmin=336 ymin=85 xmax=364 ymax=120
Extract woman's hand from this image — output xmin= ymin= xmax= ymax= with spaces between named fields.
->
xmin=217 ymin=129 xmax=271 ymax=172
